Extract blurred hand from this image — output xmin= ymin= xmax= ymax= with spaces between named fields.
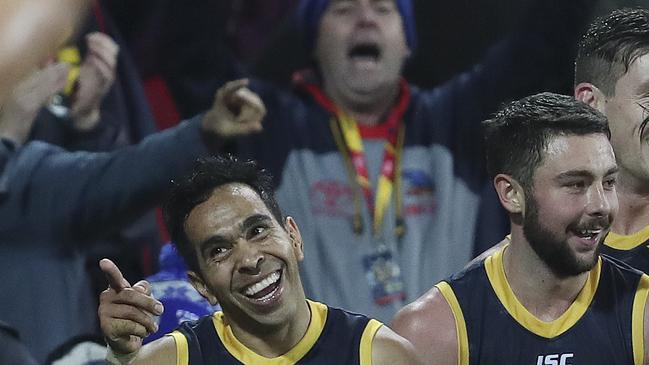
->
xmin=0 ymin=0 xmax=90 ymax=105
xmin=201 ymin=79 xmax=266 ymax=138
xmin=0 ymin=63 xmax=69 ymax=144
xmin=98 ymin=258 xmax=164 ymax=357
xmin=70 ymin=32 xmax=119 ymax=131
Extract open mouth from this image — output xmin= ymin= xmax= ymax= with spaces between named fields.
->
xmin=242 ymin=270 xmax=282 ymax=302
xmin=574 ymin=228 xmax=602 ymax=240
xmin=348 ymin=43 xmax=381 ymax=63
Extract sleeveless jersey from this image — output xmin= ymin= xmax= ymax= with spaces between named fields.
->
xmin=438 ymin=247 xmax=649 ymax=365
xmin=602 ymin=225 xmax=649 ymax=274
xmin=167 ymin=300 xmax=383 ymax=365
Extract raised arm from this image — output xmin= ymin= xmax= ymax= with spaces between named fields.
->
xmin=391 ymin=286 xmax=460 ymax=365
xmin=0 ymin=79 xmax=265 ymax=244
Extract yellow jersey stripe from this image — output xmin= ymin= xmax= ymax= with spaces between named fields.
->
xmin=605 ymin=224 xmax=649 ymax=250
xmin=168 ymin=331 xmax=188 ymax=365
xmin=212 ymin=300 xmax=327 ymax=365
xmin=436 ymin=281 xmax=469 ymax=365
xmin=485 ymin=246 xmax=601 ymax=338
xmin=359 ymin=319 xmax=383 ymax=365
xmin=633 ymin=274 xmax=649 ymax=365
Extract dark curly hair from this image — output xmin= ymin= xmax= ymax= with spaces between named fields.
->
xmin=163 ymin=155 xmax=283 ymax=273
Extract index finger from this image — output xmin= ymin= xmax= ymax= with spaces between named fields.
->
xmin=99 ymin=258 xmax=131 ymax=292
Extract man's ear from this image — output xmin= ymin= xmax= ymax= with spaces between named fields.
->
xmin=494 ymin=174 xmax=525 ymax=215
xmin=285 ymin=216 xmax=304 ymax=261
xmin=187 ymin=271 xmax=219 ymax=306
xmin=575 ymin=82 xmax=606 ymax=112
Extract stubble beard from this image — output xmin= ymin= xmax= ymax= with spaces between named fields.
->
xmin=522 ymin=195 xmax=605 ymax=278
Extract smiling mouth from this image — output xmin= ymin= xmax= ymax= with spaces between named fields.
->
xmin=575 ymin=228 xmax=603 ymax=240
xmin=570 ymin=224 xmax=610 ymax=249
xmin=242 ymin=270 xmax=282 ymax=301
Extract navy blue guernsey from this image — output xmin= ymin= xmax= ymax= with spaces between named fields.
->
xmin=167 ymin=300 xmax=383 ymax=365
xmin=437 ymin=246 xmax=649 ymax=365
xmin=602 ymin=227 xmax=649 ymax=274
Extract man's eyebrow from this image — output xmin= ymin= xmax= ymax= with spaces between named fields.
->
xmin=554 ymin=170 xmax=595 ymax=180
xmin=554 ymin=166 xmax=619 ymax=180
xmin=241 ymin=214 xmax=273 ymax=230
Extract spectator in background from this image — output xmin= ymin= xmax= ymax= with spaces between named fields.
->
xmin=0 ymin=31 xmax=117 ymax=146
xmin=29 ymin=1 xmax=157 ymax=153
xmin=0 ymin=2 xmax=172 ymax=358
xmin=0 ymin=76 xmax=265 ymax=362
xmin=161 ymin=0 xmax=599 ymax=324
xmin=0 ymin=1 xmax=89 ymax=362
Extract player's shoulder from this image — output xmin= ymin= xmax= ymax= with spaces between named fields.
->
xmin=371 ymin=325 xmax=422 ymax=365
xmin=392 ymin=285 xmax=451 ymax=337
xmin=391 ymin=285 xmax=458 ymax=365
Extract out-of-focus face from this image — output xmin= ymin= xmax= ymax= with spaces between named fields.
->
xmin=598 ymin=53 xmax=649 ymax=188
xmin=184 ymin=183 xmax=305 ymax=330
xmin=314 ymin=0 xmax=410 ymax=108
xmin=522 ymin=134 xmax=618 ymax=277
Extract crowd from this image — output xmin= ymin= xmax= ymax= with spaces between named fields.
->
xmin=1 ymin=0 xmax=649 ymax=364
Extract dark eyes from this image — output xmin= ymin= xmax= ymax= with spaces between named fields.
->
xmin=247 ymin=225 xmax=269 ymax=240
xmin=208 ymin=246 xmax=229 ymax=260
xmin=565 ymin=181 xmax=586 ymax=190
xmin=564 ymin=178 xmax=616 ymax=191
xmin=603 ymin=177 xmax=617 ymax=189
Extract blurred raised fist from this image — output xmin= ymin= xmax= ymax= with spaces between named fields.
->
xmin=201 ymin=79 xmax=266 ymax=138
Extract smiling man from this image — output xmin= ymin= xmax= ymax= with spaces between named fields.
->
xmin=392 ymin=93 xmax=649 ymax=364
xmin=98 ymin=156 xmax=419 ymax=365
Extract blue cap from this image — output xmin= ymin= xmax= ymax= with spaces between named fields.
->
xmin=296 ymin=0 xmax=417 ymax=54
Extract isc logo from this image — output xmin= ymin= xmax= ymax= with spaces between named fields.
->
xmin=536 ymin=353 xmax=574 ymax=365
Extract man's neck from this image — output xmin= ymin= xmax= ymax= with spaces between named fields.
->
xmin=503 ymin=232 xmax=590 ymax=322
xmin=613 ymin=172 xmax=649 ymax=235
xmin=323 ymin=83 xmax=400 ymax=126
xmin=228 ymin=299 xmax=312 ymax=358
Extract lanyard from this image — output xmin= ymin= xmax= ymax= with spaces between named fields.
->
xmin=331 ymin=112 xmax=405 ymax=238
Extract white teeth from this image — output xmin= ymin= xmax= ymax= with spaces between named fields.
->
xmin=578 ymin=229 xmax=601 ymax=238
xmin=244 ymin=271 xmax=280 ymax=297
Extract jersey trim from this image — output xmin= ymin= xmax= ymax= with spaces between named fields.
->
xmin=484 ymin=246 xmax=601 ymax=338
xmin=633 ymin=274 xmax=649 ymax=365
xmin=359 ymin=319 xmax=383 ymax=365
xmin=606 ymin=224 xmax=649 ymax=250
xmin=212 ymin=300 xmax=327 ymax=365
xmin=436 ymin=281 xmax=469 ymax=365
xmin=168 ymin=330 xmax=188 ymax=365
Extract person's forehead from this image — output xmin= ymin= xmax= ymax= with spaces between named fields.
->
xmin=617 ymin=53 xmax=649 ymax=93
xmin=540 ymin=134 xmax=615 ymax=172
xmin=189 ymin=184 xmax=268 ymax=225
